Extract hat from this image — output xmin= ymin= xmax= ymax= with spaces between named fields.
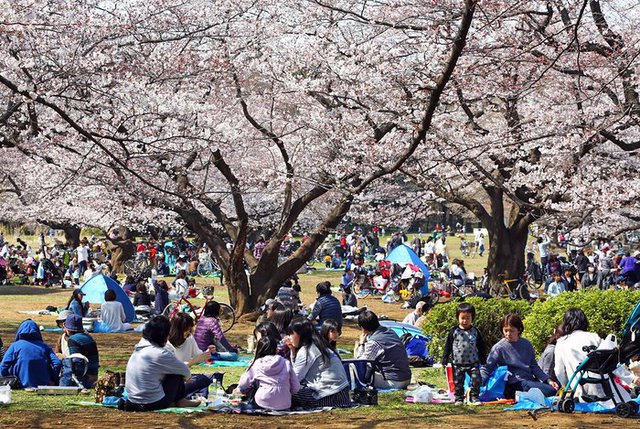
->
xmin=63 ymin=314 xmax=84 ymax=332
xmin=73 ymin=288 xmax=85 ymax=296
xmin=260 ymin=298 xmax=276 ymax=314
xmin=633 ymin=251 xmax=640 ymax=258
xmin=56 ymin=310 xmax=71 ymax=322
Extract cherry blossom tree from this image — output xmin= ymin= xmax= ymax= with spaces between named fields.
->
xmin=0 ymin=0 xmax=479 ymax=313
xmin=397 ymin=0 xmax=640 ymax=283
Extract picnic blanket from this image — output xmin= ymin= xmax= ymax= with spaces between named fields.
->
xmin=506 ymin=396 xmax=640 ymax=413
xmin=199 ymin=356 xmax=252 ymax=368
xmin=76 ymin=401 xmax=208 ymax=414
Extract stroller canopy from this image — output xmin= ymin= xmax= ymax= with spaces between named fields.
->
xmin=80 ymin=274 xmax=135 ymax=322
xmin=386 ymin=244 xmax=430 ymax=281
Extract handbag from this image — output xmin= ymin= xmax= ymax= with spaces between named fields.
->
xmin=351 ymin=385 xmax=378 ymax=405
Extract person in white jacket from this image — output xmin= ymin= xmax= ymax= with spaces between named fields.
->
xmin=554 ymin=308 xmax=630 ymax=403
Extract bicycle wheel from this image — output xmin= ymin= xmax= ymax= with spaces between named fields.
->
xmin=162 ymin=303 xmax=177 ymax=318
xmin=218 ymin=303 xmax=236 ymax=333
xmin=458 ymin=285 xmax=475 ymax=298
xmin=428 ymin=288 xmax=440 ymax=305
xmin=525 ymin=278 xmax=542 ymax=299
xmin=354 ymin=288 xmax=372 ymax=299
xmin=123 ymin=259 xmax=136 ymax=277
xmin=197 ymin=260 xmax=214 ymax=277
xmin=489 ymin=283 xmax=506 ymax=298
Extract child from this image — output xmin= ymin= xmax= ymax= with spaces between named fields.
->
xmin=236 ymin=336 xmax=300 ymax=410
xmin=441 ymin=303 xmax=486 ymax=405
xmin=547 ymin=273 xmax=566 ymax=298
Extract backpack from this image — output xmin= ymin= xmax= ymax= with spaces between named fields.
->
xmin=400 ymin=333 xmax=434 ymax=367
xmin=94 ymin=371 xmax=126 ymax=403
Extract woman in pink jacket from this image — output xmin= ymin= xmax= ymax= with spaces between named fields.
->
xmin=236 ymin=336 xmax=300 ymax=410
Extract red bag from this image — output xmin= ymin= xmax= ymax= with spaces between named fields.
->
xmin=445 ymin=364 xmax=455 ymax=393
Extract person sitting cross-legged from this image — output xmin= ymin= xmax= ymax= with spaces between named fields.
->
xmin=354 ymin=310 xmax=412 ymax=389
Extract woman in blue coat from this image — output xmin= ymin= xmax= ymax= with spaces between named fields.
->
xmin=0 ymin=319 xmax=61 ymax=388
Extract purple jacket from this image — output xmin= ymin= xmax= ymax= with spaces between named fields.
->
xmin=193 ymin=316 xmax=236 ymax=353
xmin=238 ymin=355 xmax=300 ymax=410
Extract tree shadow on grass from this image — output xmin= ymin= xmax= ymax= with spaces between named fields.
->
xmin=0 ymin=284 xmax=69 ymax=296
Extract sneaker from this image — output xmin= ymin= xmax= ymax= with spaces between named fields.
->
xmin=454 ymin=400 xmax=464 ymax=406
xmin=467 ymin=399 xmax=482 ymax=406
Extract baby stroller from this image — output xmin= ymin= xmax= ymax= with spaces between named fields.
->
xmin=556 ymin=301 xmax=640 ymax=418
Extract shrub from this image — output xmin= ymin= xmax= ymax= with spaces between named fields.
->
xmin=422 ymin=297 xmax=532 ymax=361
xmin=523 ymin=289 xmax=640 ymax=354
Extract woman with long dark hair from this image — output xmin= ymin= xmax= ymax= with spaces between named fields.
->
xmin=285 ymin=318 xmax=350 ymax=408
xmin=236 ymin=336 xmax=300 ymax=410
xmin=66 ymin=289 xmax=89 ymax=317
xmin=193 ymin=301 xmax=238 ymax=361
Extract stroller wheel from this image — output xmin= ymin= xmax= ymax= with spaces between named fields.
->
xmin=561 ymin=398 xmax=574 ymax=413
xmin=615 ymin=402 xmax=633 ymax=418
xmin=627 ymin=401 xmax=639 ymax=415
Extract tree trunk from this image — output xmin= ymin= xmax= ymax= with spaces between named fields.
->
xmin=486 ymin=225 xmax=529 ymax=285
xmin=105 ymin=227 xmax=135 ymax=274
xmin=63 ymin=225 xmax=81 ymax=249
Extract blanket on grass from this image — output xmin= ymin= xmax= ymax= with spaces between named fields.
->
xmin=199 ymin=356 xmax=253 ymax=368
xmin=506 ymin=397 xmax=640 ymax=413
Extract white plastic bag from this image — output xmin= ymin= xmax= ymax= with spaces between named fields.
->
xmin=515 ymin=388 xmax=545 ymax=406
xmin=0 ymin=385 xmax=12 ymax=405
xmin=409 ymin=386 xmax=434 ymax=403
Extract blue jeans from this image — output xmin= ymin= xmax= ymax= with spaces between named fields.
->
xmin=523 ymin=379 xmax=557 ymax=397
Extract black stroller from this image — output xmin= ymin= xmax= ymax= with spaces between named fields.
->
xmin=555 ymin=301 xmax=640 ymax=418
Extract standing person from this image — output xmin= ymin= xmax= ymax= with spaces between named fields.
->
xmin=537 ymin=235 xmax=552 ymax=277
xmin=0 ymin=319 xmax=61 ymax=388
xmin=581 ymin=265 xmax=598 ymax=289
xmin=121 ymin=316 xmax=202 ymax=411
xmin=573 ymin=250 xmax=589 ymax=282
xmin=477 ymin=234 xmax=485 ymax=257
xmin=308 ymin=281 xmax=343 ymax=331
xmin=236 ymin=336 xmax=301 ymax=411
xmin=441 ymin=303 xmax=486 ymax=405
xmin=100 ymin=289 xmax=132 ymax=332
xmin=66 ymin=289 xmax=89 ymax=318
xmin=174 ymin=270 xmax=188 ymax=297
xmin=253 ymin=236 xmax=267 ymax=260
xmin=154 ymin=280 xmax=169 ymax=315
xmin=481 ymin=313 xmax=558 ymax=399
xmin=285 ymin=318 xmax=350 ymax=408
xmin=76 ymin=239 xmax=90 ymax=277
xmin=597 ymin=250 xmax=614 ymax=290
xmin=59 ymin=314 xmax=100 ymax=388
xmin=354 ymin=311 xmax=412 ymax=389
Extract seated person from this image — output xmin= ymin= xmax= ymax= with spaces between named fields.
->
xmin=308 ymin=281 xmax=343 ymax=331
xmin=0 ymin=319 xmax=61 ymax=388
xmin=66 ymin=289 xmax=89 ymax=318
xmin=193 ymin=301 xmax=238 ymax=361
xmin=285 ymin=318 xmax=350 ymax=408
xmin=59 ymin=314 xmax=99 ymax=388
xmin=341 ymin=268 xmax=355 ymax=287
xmin=236 ymin=336 xmax=300 ymax=410
xmin=402 ymin=300 xmax=427 ymax=326
xmin=354 ymin=310 xmax=412 ymax=389
xmin=341 ymin=284 xmax=357 ymax=307
xmin=154 ymin=280 xmax=169 ymax=315
xmin=122 ymin=276 xmax=137 ymax=296
xmin=133 ymin=283 xmax=153 ymax=315
xmin=320 ymin=319 xmax=341 ymax=352
xmin=165 ymin=313 xmax=217 ymax=398
xmin=100 ymin=290 xmax=132 ymax=332
xmin=276 ymin=281 xmax=300 ymax=310
xmin=121 ymin=316 xmax=201 ymax=411
xmin=481 ymin=313 xmax=558 ymax=398
xmin=547 ymin=273 xmax=567 ymax=298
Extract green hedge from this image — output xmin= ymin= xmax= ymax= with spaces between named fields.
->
xmin=523 ymin=288 xmax=640 ymax=354
xmin=422 ymin=297 xmax=531 ymax=361
xmin=422 ymin=290 xmax=640 ymax=361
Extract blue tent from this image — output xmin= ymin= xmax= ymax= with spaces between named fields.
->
xmin=80 ymin=274 xmax=136 ymax=322
xmin=380 ymin=321 xmax=427 ymax=339
xmin=386 ymin=244 xmax=431 ymax=281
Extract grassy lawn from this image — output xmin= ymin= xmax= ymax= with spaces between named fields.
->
xmin=0 ymin=234 xmax=612 ymax=427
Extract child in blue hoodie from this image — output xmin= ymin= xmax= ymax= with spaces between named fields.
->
xmin=0 ymin=319 xmax=61 ymax=388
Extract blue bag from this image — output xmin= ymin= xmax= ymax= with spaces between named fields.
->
xmin=465 ymin=365 xmax=508 ymax=402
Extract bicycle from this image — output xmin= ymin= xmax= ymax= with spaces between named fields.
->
xmin=490 ymin=273 xmax=538 ymax=300
xmin=162 ymin=287 xmax=236 ymax=333
xmin=197 ymin=256 xmax=220 ymax=277
xmin=123 ymin=253 xmax=151 ymax=280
